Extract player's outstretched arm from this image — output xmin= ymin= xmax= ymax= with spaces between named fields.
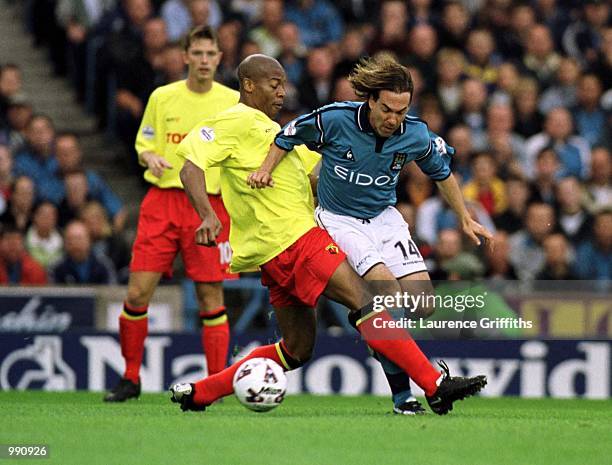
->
xmin=180 ymin=160 xmax=221 ymax=246
xmin=247 ymin=144 xmax=289 ymax=188
xmin=436 ymin=174 xmax=494 ymax=247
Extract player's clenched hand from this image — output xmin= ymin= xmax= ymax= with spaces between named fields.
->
xmin=461 ymin=216 xmax=494 ymax=249
xmin=142 ymin=152 xmax=172 ymax=178
xmin=195 ymin=215 xmax=222 ymax=246
xmin=247 ymin=171 xmax=274 ymax=188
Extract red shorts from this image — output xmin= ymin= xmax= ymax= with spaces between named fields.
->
xmin=130 ymin=187 xmax=237 ymax=282
xmin=260 ymin=227 xmax=346 ymax=308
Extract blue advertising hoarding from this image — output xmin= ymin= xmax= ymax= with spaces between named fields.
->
xmin=0 ymin=332 xmax=609 ymax=399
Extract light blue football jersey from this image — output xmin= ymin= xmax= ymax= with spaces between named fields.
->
xmin=274 ymin=101 xmax=455 ymax=219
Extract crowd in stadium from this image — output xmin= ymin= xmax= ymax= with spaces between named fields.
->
xmin=0 ymin=0 xmax=610 ymax=287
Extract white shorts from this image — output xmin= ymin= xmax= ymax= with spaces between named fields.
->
xmin=315 ymin=205 xmax=427 ymax=278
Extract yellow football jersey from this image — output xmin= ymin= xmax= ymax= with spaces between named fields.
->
xmin=176 ymin=103 xmax=321 ymax=272
xmin=135 ymin=80 xmax=239 ymax=193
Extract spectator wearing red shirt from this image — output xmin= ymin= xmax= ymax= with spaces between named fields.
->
xmin=0 ymin=223 xmax=47 ymax=285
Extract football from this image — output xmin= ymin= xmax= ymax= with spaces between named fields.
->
xmin=232 ymin=357 xmax=287 ymax=412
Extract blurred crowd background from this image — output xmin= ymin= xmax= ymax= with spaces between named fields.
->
xmin=0 ymin=0 xmax=610 ymax=289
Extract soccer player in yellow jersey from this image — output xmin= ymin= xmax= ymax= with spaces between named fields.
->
xmin=170 ymin=55 xmax=487 ymax=415
xmin=104 ymin=27 xmax=239 ymax=402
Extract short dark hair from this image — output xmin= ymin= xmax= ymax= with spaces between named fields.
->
xmin=182 ymin=25 xmax=218 ymax=51
xmin=348 ymin=55 xmax=414 ymax=101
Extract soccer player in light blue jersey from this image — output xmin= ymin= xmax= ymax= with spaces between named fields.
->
xmin=249 ymin=55 xmax=493 ymax=414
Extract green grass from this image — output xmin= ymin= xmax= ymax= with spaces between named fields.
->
xmin=1 ymin=392 xmax=610 ymax=465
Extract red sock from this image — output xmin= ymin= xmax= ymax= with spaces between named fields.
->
xmin=353 ymin=310 xmax=441 ymax=396
xmin=119 ymin=302 xmax=148 ymax=383
xmin=200 ymin=306 xmax=230 ymax=376
xmin=194 ymin=340 xmax=299 ymax=406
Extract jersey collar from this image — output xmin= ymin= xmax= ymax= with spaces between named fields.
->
xmin=355 ymin=102 xmax=406 ymax=136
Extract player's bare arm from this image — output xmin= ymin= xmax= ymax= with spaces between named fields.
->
xmin=435 ymin=173 xmax=494 ymax=247
xmin=139 ymin=151 xmax=173 ymax=178
xmin=179 ymin=160 xmax=221 ymax=246
xmin=247 ymin=144 xmax=288 ymax=188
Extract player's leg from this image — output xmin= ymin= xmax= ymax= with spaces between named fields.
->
xmin=105 ymin=188 xmax=178 ymax=402
xmin=323 ymin=260 xmax=443 ymax=396
xmin=171 ymin=304 xmax=316 ymax=411
xmin=182 ymin=194 xmax=235 ymax=376
xmin=361 ymin=264 xmax=424 ymax=415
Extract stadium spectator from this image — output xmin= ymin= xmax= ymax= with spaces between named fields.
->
xmin=55 ymin=0 xmax=118 ymax=102
xmin=0 ymin=64 xmax=23 ymax=127
xmin=13 ymin=115 xmax=57 ymax=191
xmin=534 ymin=0 xmax=571 ymax=50
xmin=524 ymin=107 xmax=591 ymax=180
xmin=80 ymin=201 xmax=131 ymax=284
xmin=497 ymin=3 xmax=535 ymax=61
xmin=248 ymin=0 xmax=284 ymax=58
xmin=562 ymin=0 xmax=610 ymax=69
xmin=333 ymin=26 xmax=368 ymax=84
xmin=462 ymin=152 xmax=507 ymax=216
xmin=464 ymin=29 xmax=499 ymax=88
xmin=405 ymin=24 xmax=438 ymax=93
xmin=521 ymin=24 xmax=561 ymax=89
xmin=331 ymin=77 xmax=357 ymax=102
xmin=436 ymin=1 xmax=470 ymax=50
xmin=509 ymin=202 xmax=556 ymax=281
xmin=572 ymin=73 xmax=608 ymax=148
xmin=0 ymin=176 xmax=36 ymax=232
xmin=297 ymin=47 xmax=335 ymax=111
xmin=536 ymin=233 xmax=577 ymax=280
xmin=538 ymin=56 xmax=581 ymax=115
xmin=3 ymin=97 xmax=33 ymax=153
xmin=160 ymin=43 xmax=187 ymax=83
xmin=42 ymin=133 xmax=126 ymax=229
xmin=0 ymin=145 xmax=13 ymax=208
xmin=161 ymin=0 xmax=223 ymax=42
xmin=530 ymin=147 xmax=560 ymax=205
xmin=589 ymin=26 xmax=611 ymax=92
xmin=215 ymin=20 xmax=243 ymax=89
xmin=484 ymin=230 xmax=518 ymax=280
xmin=446 ymin=123 xmax=474 ymax=182
xmin=555 ymin=176 xmax=594 ymax=244
xmin=276 ymin=22 xmax=306 ymax=87
xmin=0 ymin=224 xmax=47 ymax=285
xmin=453 ymin=78 xmax=488 ymax=142
xmin=574 ymin=209 xmax=612 ymax=281
xmin=512 ymin=77 xmax=543 ymax=138
xmin=285 ymin=0 xmax=344 ymax=49
xmin=586 ymin=146 xmax=611 ymax=209
xmin=50 ymin=220 xmax=117 ymax=284
xmin=25 ymin=201 xmax=64 ymax=269
xmin=494 ymin=176 xmax=531 ymax=234
xmin=490 ymin=62 xmax=520 ymax=106
xmin=115 ymin=17 xmax=169 ymax=155
xmin=475 ymin=102 xmax=527 ymax=177
xmin=435 ymin=48 xmax=465 ymax=120
xmin=57 ymin=171 xmax=91 ymax=227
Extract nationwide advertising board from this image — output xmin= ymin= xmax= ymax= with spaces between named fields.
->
xmin=0 ymin=332 xmax=609 ymax=399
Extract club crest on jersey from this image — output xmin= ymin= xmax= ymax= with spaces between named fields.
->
xmin=390 ymin=152 xmax=407 ymax=171
xmin=199 ymin=127 xmax=215 ymax=142
xmin=344 ymin=148 xmax=355 ymax=161
xmin=325 ymin=244 xmax=339 ymax=254
xmin=284 ymin=121 xmax=296 ymax=136
xmin=142 ymin=125 xmax=155 ymax=140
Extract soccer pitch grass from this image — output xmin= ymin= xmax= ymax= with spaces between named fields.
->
xmin=1 ymin=392 xmax=610 ymax=465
